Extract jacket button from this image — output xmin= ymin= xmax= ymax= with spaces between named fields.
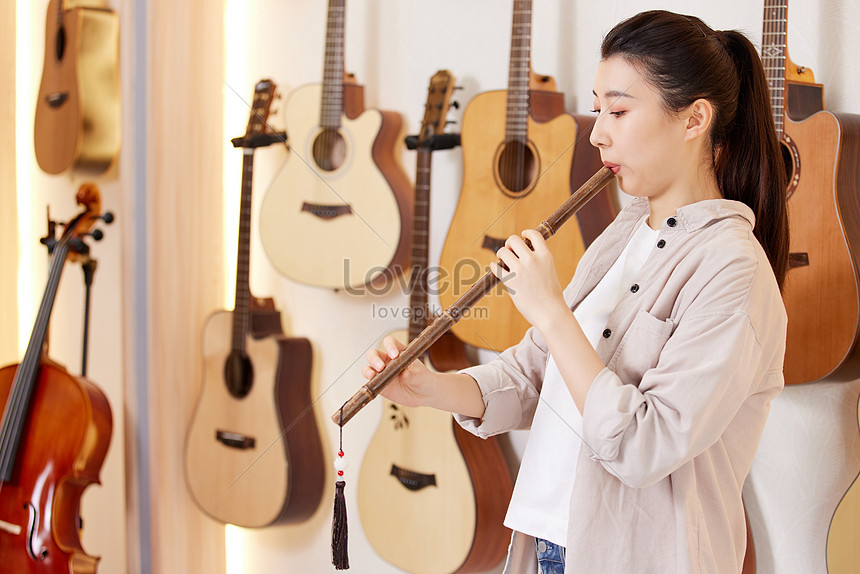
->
xmin=667 ymin=217 xmax=677 ymax=227
xmin=602 ymin=328 xmax=611 ymax=338
xmin=657 ymin=239 xmax=666 ymax=248
xmin=630 ymin=284 xmax=639 ymax=293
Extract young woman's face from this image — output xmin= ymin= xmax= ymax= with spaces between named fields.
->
xmin=589 ymin=55 xmax=690 ymax=201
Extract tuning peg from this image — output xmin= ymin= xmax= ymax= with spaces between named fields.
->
xmin=90 ymin=229 xmax=104 ymax=241
xmin=454 ymin=85 xmax=464 ymax=91
xmin=100 ymin=212 xmax=115 ymax=224
xmin=451 ymin=101 xmax=460 ymax=109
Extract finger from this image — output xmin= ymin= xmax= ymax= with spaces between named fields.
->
xmin=362 ymin=365 xmax=378 ymax=380
xmin=366 ymin=349 xmax=387 ymax=371
xmin=495 ymin=247 xmax=519 ymax=272
xmin=504 ymin=234 xmax=530 ymax=257
xmin=382 ymin=336 xmax=404 ymax=359
xmin=520 ymin=229 xmax=547 ymax=253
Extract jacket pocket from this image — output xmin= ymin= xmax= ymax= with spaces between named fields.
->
xmin=608 ymin=310 xmax=673 ymax=385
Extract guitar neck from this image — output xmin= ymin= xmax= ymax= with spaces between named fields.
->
xmin=231 ymin=151 xmax=255 ymax=353
xmin=0 ymin=240 xmax=70 ymax=481
xmin=320 ymin=0 xmax=346 ymax=129
xmin=506 ymin=0 xmax=532 ymax=142
xmin=761 ymin=0 xmax=788 ymax=138
xmin=408 ymin=148 xmax=433 ymax=342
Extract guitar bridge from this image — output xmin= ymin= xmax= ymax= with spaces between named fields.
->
xmin=216 ymin=430 xmax=256 ymax=450
xmin=301 ymin=202 xmax=353 ymax=220
xmin=482 ymin=235 xmax=506 ymax=253
xmin=390 ymin=464 xmax=437 ymax=491
xmin=788 ymin=252 xmax=809 ymax=268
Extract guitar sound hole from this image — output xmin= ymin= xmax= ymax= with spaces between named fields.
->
xmin=312 ymin=128 xmax=346 ymax=172
xmin=496 ymin=140 xmax=537 ymax=196
xmin=780 ymin=137 xmax=800 ymax=198
xmin=224 ymin=350 xmax=253 ymax=399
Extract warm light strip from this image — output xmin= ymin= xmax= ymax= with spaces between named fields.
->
xmin=222 ymin=0 xmax=250 ymax=313
xmin=223 ymin=0 xmax=249 ymax=570
xmin=16 ymin=0 xmax=35 ymax=356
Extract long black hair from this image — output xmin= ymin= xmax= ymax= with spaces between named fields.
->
xmin=602 ymin=10 xmax=789 ymax=288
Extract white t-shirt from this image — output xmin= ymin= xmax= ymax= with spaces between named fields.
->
xmin=503 ymin=216 xmax=658 ymax=545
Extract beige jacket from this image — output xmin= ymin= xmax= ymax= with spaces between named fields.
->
xmin=455 ymin=197 xmax=787 ymax=573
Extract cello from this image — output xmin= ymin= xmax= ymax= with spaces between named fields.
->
xmin=0 ymin=183 xmax=113 ymax=573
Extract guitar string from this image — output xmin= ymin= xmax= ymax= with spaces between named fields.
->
xmin=221 ymin=320 xmax=397 ymax=494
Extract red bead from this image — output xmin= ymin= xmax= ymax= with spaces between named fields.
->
xmin=337 ymin=470 xmax=344 ymax=476
xmin=338 ymin=450 xmax=344 ymax=457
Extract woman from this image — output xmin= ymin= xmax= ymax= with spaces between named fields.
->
xmin=365 ymin=10 xmax=788 ymax=573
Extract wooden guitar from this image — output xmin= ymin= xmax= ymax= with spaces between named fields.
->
xmin=826 ymin=393 xmax=860 ymax=573
xmin=437 ymin=0 xmax=612 ymax=351
xmin=0 ymin=184 xmax=113 ymax=573
xmin=34 ymin=0 xmax=120 ymax=176
xmin=184 ymin=80 xmax=324 ymax=527
xmin=358 ymin=71 xmax=513 ymax=574
xmin=258 ymin=0 xmax=412 ymax=290
xmin=762 ymin=0 xmax=860 ymax=385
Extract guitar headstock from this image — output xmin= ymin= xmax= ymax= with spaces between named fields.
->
xmin=418 ymin=70 xmax=456 ymax=145
xmin=245 ymin=78 xmax=278 ymax=137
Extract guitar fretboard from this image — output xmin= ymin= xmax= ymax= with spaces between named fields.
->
xmin=408 ymin=148 xmax=433 ymax=342
xmin=320 ymin=0 xmax=346 ymax=129
xmin=505 ymin=0 xmax=532 ymax=143
xmin=761 ymin=0 xmax=788 ymax=138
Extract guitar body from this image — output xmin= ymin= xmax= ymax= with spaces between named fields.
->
xmin=358 ymin=329 xmax=512 ymax=574
xmin=439 ymin=89 xmax=584 ymax=351
xmin=259 ymin=83 xmax=411 ymax=290
xmin=0 ymin=362 xmax=112 ymax=574
xmin=184 ymin=304 xmax=323 ymax=527
xmin=826 ymin=395 xmax=860 ymax=573
xmin=781 ymin=110 xmax=860 ymax=384
xmin=34 ymin=2 xmax=119 ymax=176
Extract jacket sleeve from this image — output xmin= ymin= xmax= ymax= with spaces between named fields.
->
xmin=581 ymin=301 xmax=783 ymax=489
xmin=453 ymin=324 xmax=549 ymax=438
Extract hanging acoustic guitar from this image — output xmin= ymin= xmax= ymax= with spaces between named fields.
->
xmin=34 ymin=0 xmax=120 ymax=176
xmin=184 ymin=80 xmax=324 ymax=527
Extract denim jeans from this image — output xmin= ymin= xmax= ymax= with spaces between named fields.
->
xmin=535 ymin=537 xmax=566 ymax=574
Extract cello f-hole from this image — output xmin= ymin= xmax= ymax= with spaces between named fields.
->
xmin=25 ymin=502 xmax=48 ymax=561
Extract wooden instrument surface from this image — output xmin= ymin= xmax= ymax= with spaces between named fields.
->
xmin=260 ymin=83 xmax=409 ymax=289
xmin=184 ymin=306 xmax=322 ymax=527
xmin=0 ymin=184 xmax=113 ymax=573
xmin=359 ymin=71 xmax=513 ymax=573
xmin=438 ymin=88 xmax=584 ymax=351
xmin=184 ymin=80 xmax=324 ymax=526
xmin=34 ymin=0 xmax=120 ymax=176
xmin=826 ymin=394 xmax=860 ymax=573
xmin=761 ymin=0 xmax=860 ymax=384
xmin=259 ymin=0 xmax=411 ymax=290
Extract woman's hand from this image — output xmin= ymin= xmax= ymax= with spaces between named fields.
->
xmin=363 ymin=335 xmax=435 ymax=408
xmin=491 ymin=229 xmax=570 ymax=332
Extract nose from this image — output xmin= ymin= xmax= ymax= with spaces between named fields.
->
xmin=589 ymin=112 xmax=608 ymax=149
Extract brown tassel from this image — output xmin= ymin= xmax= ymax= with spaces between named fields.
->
xmin=332 ymin=409 xmax=349 ymax=569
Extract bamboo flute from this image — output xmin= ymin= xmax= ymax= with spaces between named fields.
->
xmin=332 ymin=166 xmax=615 ymax=426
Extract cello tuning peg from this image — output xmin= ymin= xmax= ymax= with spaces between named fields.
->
xmin=90 ymin=229 xmax=104 ymax=241
xmin=100 ymin=212 xmax=115 ymax=224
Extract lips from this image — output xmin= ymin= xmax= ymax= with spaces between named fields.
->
xmin=603 ymin=162 xmax=620 ymax=174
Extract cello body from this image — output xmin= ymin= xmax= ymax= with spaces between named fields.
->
xmin=0 ymin=361 xmax=112 ymax=574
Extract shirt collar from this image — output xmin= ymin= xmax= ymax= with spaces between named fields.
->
xmin=622 ymin=197 xmax=756 ymax=232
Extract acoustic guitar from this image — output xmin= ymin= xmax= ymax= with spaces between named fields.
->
xmin=184 ymin=80 xmax=324 ymax=527
xmin=358 ymin=71 xmax=513 ymax=574
xmin=826 ymin=393 xmax=860 ymax=573
xmin=762 ymin=0 xmax=860 ymax=385
xmin=437 ymin=0 xmax=611 ymax=352
xmin=0 ymin=184 xmax=113 ymax=573
xmin=258 ymin=0 xmax=412 ymax=291
xmin=34 ymin=0 xmax=120 ymax=176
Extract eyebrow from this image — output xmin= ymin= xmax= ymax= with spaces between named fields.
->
xmin=592 ymin=89 xmax=636 ymax=100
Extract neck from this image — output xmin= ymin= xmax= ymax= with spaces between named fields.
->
xmin=648 ymin=160 xmax=721 ymax=228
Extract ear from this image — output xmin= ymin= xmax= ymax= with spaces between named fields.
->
xmin=683 ymin=98 xmax=714 ymax=142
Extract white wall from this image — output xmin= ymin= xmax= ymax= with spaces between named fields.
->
xmin=219 ymin=1 xmax=860 ymax=573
